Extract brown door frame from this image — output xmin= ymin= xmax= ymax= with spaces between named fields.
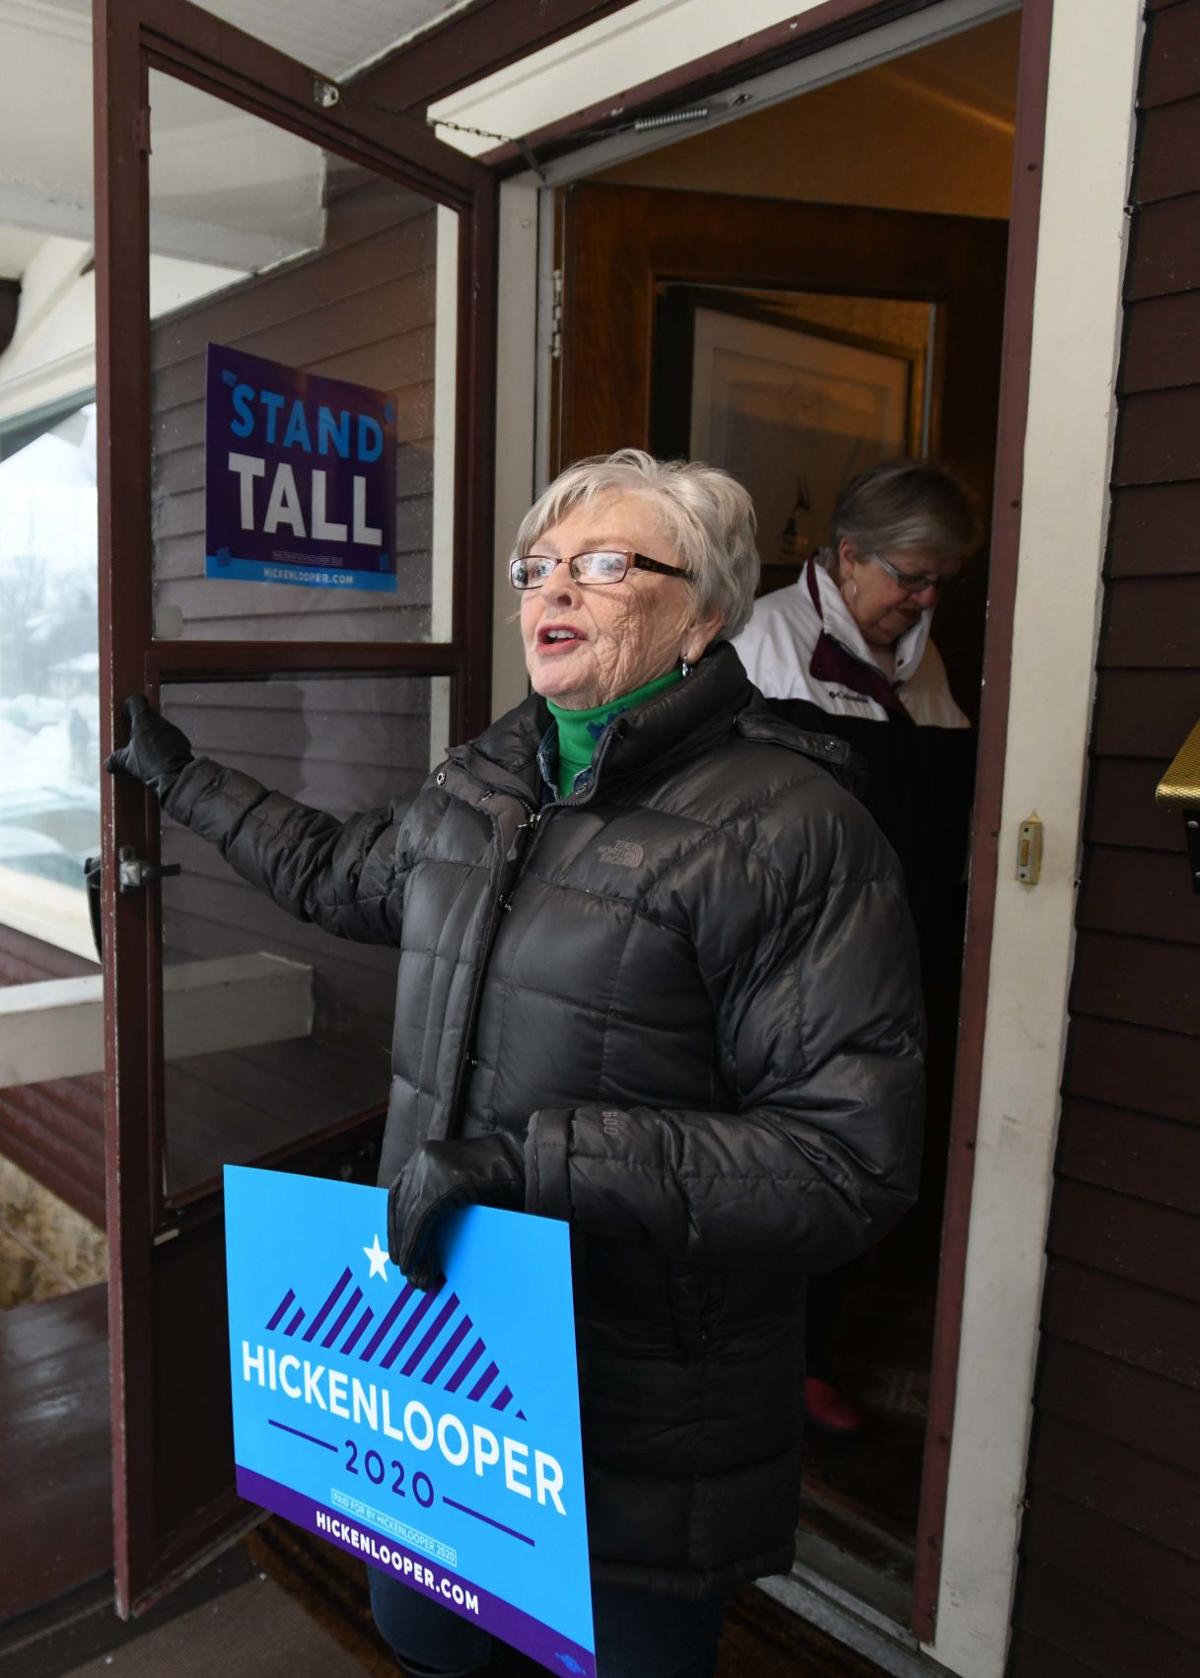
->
xmin=94 ymin=0 xmax=497 ymax=1614
xmin=443 ymin=0 xmax=1053 ymax=1644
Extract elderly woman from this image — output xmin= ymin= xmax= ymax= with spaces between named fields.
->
xmin=734 ymin=456 xmax=977 ymax=1439
xmin=734 ymin=457 xmax=977 ymax=934
xmin=109 ymin=449 xmax=922 ymax=1678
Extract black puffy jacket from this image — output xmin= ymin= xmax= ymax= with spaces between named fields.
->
xmin=165 ymin=643 xmax=923 ymax=1598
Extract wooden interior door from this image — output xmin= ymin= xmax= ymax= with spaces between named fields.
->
xmin=555 ymin=182 xmax=1008 ymax=714
xmin=94 ymin=0 xmax=496 ymax=1615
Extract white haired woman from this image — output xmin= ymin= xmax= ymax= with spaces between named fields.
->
xmin=734 ymin=457 xmax=978 ymax=1438
xmin=108 ymin=449 xmax=923 ymax=1678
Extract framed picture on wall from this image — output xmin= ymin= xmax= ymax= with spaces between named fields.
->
xmin=651 ymin=290 xmax=929 ymax=592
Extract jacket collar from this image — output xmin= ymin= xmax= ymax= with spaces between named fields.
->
xmin=807 ymin=552 xmax=934 ymax=686
xmin=451 ymin=643 xmax=753 ymax=804
xmin=446 ymin=641 xmax=852 ymax=807
xmin=593 ymin=641 xmax=752 ymax=789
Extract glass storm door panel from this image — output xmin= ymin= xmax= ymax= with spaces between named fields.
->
xmin=156 ymin=674 xmax=450 ymax=1203
xmin=146 ymin=70 xmax=459 ymax=647
xmin=94 ymin=0 xmax=496 ymax=1617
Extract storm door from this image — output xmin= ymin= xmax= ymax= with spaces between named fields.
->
xmin=93 ymin=0 xmax=496 ymax=1614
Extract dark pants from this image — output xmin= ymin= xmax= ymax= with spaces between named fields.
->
xmin=369 ymin=1566 xmax=725 ymax=1678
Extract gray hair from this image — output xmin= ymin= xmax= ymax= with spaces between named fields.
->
xmin=513 ymin=449 xmax=760 ymax=640
xmin=831 ymin=458 xmax=979 ymax=565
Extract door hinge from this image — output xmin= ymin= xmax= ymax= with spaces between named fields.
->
xmin=550 ymin=267 xmax=564 ymax=361
xmin=135 ymin=107 xmax=152 ymax=155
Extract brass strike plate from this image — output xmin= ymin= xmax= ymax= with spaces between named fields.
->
xmin=1017 ymin=814 xmax=1043 ymax=885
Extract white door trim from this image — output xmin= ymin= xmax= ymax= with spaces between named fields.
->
xmin=925 ymin=4 xmax=1142 ymax=1671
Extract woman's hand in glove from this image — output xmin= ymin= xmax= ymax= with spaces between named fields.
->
xmin=388 ymin=1133 xmax=525 ymax=1292
xmin=105 ymin=695 xmax=193 ymax=800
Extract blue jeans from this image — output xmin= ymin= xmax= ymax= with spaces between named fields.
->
xmin=369 ymin=1567 xmax=725 ymax=1678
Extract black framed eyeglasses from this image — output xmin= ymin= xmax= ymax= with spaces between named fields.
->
xmin=509 ymin=549 xmax=694 ymax=590
xmin=869 ymin=552 xmax=960 ymax=595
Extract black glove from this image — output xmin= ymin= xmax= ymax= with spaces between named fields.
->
xmin=105 ymin=695 xmax=193 ymax=800
xmin=388 ymin=1133 xmax=525 ymax=1292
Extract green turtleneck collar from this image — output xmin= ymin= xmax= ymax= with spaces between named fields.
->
xmin=546 ymin=667 xmax=684 ymax=798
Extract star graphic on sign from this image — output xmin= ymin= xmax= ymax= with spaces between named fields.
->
xmin=363 ymin=1234 xmax=390 ymax=1280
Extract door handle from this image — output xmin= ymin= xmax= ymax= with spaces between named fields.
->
xmin=1155 ymin=719 xmax=1200 ymax=894
xmin=82 ymin=850 xmax=182 ymax=957
xmin=118 ymin=847 xmax=182 ymax=893
xmin=83 ymin=855 xmax=103 ymax=959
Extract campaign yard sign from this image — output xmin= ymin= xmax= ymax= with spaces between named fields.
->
xmin=224 ymin=1166 xmax=595 ymax=1677
xmin=204 ymin=343 xmax=397 ymax=592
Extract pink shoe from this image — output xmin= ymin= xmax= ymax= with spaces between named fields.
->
xmin=804 ymin=1376 xmax=866 ymax=1437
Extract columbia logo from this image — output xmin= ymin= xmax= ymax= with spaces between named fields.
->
xmin=596 ymin=840 xmax=643 ymax=868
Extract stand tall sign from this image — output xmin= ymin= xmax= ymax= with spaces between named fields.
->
xmin=205 ymin=343 xmax=398 ymax=593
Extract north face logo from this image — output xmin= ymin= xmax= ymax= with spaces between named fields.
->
xmin=597 ymin=840 xmax=643 ymax=868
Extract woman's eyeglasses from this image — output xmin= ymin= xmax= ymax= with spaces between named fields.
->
xmin=509 ymin=550 xmax=694 ymax=590
xmin=869 ymin=553 xmax=959 ymax=595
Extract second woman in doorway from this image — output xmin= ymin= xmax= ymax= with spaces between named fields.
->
xmin=733 ymin=456 xmax=979 ymax=1436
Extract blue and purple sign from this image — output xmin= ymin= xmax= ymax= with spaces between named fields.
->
xmin=224 ymin=1166 xmax=594 ymax=1676
xmin=205 ymin=343 xmax=397 ymax=591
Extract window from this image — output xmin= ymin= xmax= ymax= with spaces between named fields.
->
xmin=0 ymin=397 xmax=99 ymax=959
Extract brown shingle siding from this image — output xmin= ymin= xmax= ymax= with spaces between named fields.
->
xmin=1055 ymin=1100 xmax=1200 ymax=1214
xmin=1018 ymin=1563 xmax=1199 ymax=1678
xmin=1106 ymin=480 xmax=1200 ymax=574
xmin=1027 ymin=1411 xmax=1200 ymax=1559
xmin=1139 ymin=0 xmax=1200 ymax=108
xmin=1076 ymin=848 xmax=1200 ymax=946
xmin=1126 ymin=192 xmax=1200 ymax=297
xmin=1098 ymin=574 xmax=1200 ymax=663
xmin=1046 ymin=1179 xmax=1200 ymax=1301
xmin=1111 ymin=385 xmax=1200 ymax=482
xmin=1008 ymin=1632 xmax=1114 ymax=1678
xmin=1020 ymin=1491 xmax=1200 ymax=1644
xmin=1133 ymin=96 xmax=1200 ymax=202
xmin=1034 ymin=1335 xmax=1200 ymax=1473
xmin=1069 ymin=932 xmax=1197 ymax=1029
xmin=1090 ymin=667 xmax=1199 ymax=753
xmin=1039 ymin=1260 xmax=1200 ymax=1387
xmin=1062 ymin=1016 xmax=1200 ymax=1119
xmin=1084 ymin=759 xmax=1187 ymax=849
xmin=1118 ymin=288 xmax=1200 ymax=389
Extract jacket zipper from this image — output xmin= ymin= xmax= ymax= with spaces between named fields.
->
xmin=446 ymin=724 xmax=625 ymax=1130
xmin=445 ymin=776 xmax=537 ymax=1130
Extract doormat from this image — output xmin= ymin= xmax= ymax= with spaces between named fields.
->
xmin=247 ymin=1518 xmax=891 ymax=1677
